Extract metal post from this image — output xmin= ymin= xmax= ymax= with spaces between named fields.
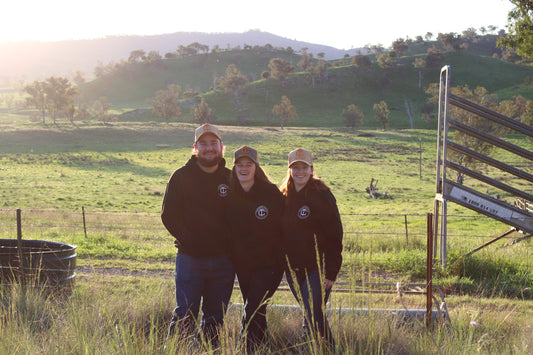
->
xmin=426 ymin=213 xmax=433 ymax=328
xmin=82 ymin=206 xmax=87 ymax=238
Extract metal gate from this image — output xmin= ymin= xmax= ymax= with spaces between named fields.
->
xmin=434 ymin=65 xmax=533 ymax=267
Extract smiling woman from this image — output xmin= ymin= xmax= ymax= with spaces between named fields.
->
xmin=226 ymin=145 xmax=284 ymax=351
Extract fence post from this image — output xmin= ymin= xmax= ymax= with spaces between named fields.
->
xmin=404 ymin=215 xmax=409 ymax=246
xmin=426 ymin=213 xmax=434 ymax=329
xmin=82 ymin=206 xmax=87 ymax=238
xmin=16 ymin=208 xmax=26 ymax=285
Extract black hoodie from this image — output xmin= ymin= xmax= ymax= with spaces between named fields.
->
xmin=226 ymin=179 xmax=284 ymax=271
xmin=161 ymin=155 xmax=231 ymax=257
xmin=282 ymin=183 xmax=343 ymax=281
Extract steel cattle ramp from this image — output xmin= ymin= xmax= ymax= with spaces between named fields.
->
xmin=434 ymin=65 xmax=533 ymax=267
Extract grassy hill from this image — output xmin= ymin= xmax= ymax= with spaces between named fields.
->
xmin=78 ymin=44 xmax=533 ymax=129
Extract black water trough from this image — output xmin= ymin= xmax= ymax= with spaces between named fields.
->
xmin=0 ymin=239 xmax=77 ymax=291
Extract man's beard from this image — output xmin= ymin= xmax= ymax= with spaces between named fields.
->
xmin=197 ymin=151 xmax=223 ymax=168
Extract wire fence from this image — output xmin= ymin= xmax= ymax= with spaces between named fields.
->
xmin=0 ymin=207 xmax=531 ymax=269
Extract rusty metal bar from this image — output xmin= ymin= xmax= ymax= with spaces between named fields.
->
xmin=426 ymin=213 xmax=433 ymax=328
xmin=465 ymin=228 xmax=516 ymax=257
xmin=447 ymin=142 xmax=533 ymax=183
xmin=449 ymin=93 xmax=533 ymax=137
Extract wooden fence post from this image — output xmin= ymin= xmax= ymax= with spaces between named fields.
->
xmin=16 ymin=208 xmax=26 ymax=285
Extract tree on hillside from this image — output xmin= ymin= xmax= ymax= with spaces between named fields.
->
xmin=23 ymin=80 xmax=47 ymax=124
xmin=425 ymin=46 xmax=445 ymax=67
xmin=91 ymin=97 xmax=113 ymax=124
xmin=128 ymin=50 xmax=146 ymax=64
xmin=272 ymin=96 xmax=297 ymax=129
xmin=298 ymin=48 xmax=314 ymax=72
xmin=147 ymin=84 xmax=182 ymax=124
xmin=377 ymin=53 xmax=396 ymax=70
xmin=498 ymin=0 xmax=533 ymax=59
xmin=501 ymin=47 xmax=523 ymax=62
xmin=341 ymin=104 xmax=364 ymax=130
xmin=352 ymin=54 xmax=372 ymax=68
xmin=392 ymin=38 xmax=409 ymax=56
xmin=462 ymin=27 xmax=478 ymax=41
xmin=216 ymin=64 xmax=248 ymax=100
xmin=188 ymin=42 xmax=209 ymax=54
xmin=22 ymin=77 xmax=77 ymax=124
xmin=366 ymin=44 xmax=385 ymax=56
xmin=373 ymin=101 xmax=390 ymax=130
xmin=193 ymin=98 xmax=216 ymax=124
xmin=144 ymin=50 xmax=162 ymax=64
xmin=268 ymin=58 xmax=295 ymax=87
xmin=74 ymin=102 xmax=90 ymax=122
xmin=425 ymin=32 xmax=433 ymax=41
xmin=310 ymin=60 xmax=329 ymax=87
xmin=499 ymin=95 xmax=533 ymax=123
xmin=177 ymin=45 xmax=197 ymax=57
xmin=437 ymin=32 xmax=461 ymax=51
xmin=44 ymin=76 xmax=78 ymax=124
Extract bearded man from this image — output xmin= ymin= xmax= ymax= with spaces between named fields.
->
xmin=161 ymin=123 xmax=234 ymax=347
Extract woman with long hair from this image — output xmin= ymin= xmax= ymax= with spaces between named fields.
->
xmin=227 ymin=146 xmax=284 ymax=352
xmin=279 ymin=148 xmax=343 ymax=346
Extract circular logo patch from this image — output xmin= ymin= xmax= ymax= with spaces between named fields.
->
xmin=255 ymin=205 xmax=269 ymax=220
xmin=297 ymin=205 xmax=311 ymax=219
xmin=218 ymin=184 xmax=229 ymax=197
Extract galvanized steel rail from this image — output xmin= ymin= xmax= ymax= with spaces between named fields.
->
xmin=434 ymin=65 xmax=533 ymax=268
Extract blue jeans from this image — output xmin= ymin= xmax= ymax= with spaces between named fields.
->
xmin=169 ymin=253 xmax=235 ymax=342
xmin=286 ymin=269 xmax=333 ymax=342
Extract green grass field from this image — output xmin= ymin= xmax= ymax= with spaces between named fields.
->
xmin=1 ymin=42 xmax=533 ymax=352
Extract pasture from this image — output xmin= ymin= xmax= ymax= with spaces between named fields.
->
xmin=1 ymin=121 xmax=532 ymax=353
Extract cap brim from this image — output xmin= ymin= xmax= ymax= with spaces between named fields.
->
xmin=195 ymin=132 xmax=221 ymax=143
xmin=289 ymin=159 xmax=312 ymax=167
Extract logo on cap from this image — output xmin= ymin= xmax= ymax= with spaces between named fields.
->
xmin=234 ymin=145 xmax=259 ymax=165
xmin=195 ymin=123 xmax=221 ymax=143
xmin=297 ymin=205 xmax=311 ymax=219
xmin=218 ymin=184 xmax=229 ymax=197
xmin=288 ymin=148 xmax=313 ymax=167
xmin=255 ymin=205 xmax=269 ymax=220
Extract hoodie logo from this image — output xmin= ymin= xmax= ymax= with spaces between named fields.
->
xmin=298 ymin=205 xmax=311 ymax=219
xmin=255 ymin=205 xmax=268 ymax=220
xmin=218 ymin=184 xmax=229 ymax=197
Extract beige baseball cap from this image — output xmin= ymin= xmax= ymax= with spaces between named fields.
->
xmin=288 ymin=148 xmax=313 ymax=167
xmin=194 ymin=123 xmax=221 ymax=143
xmin=234 ymin=146 xmax=259 ymax=165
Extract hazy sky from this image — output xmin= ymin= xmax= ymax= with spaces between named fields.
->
xmin=2 ymin=0 xmax=514 ymax=49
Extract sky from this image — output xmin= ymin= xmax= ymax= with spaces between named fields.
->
xmin=2 ymin=0 xmax=515 ymax=49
